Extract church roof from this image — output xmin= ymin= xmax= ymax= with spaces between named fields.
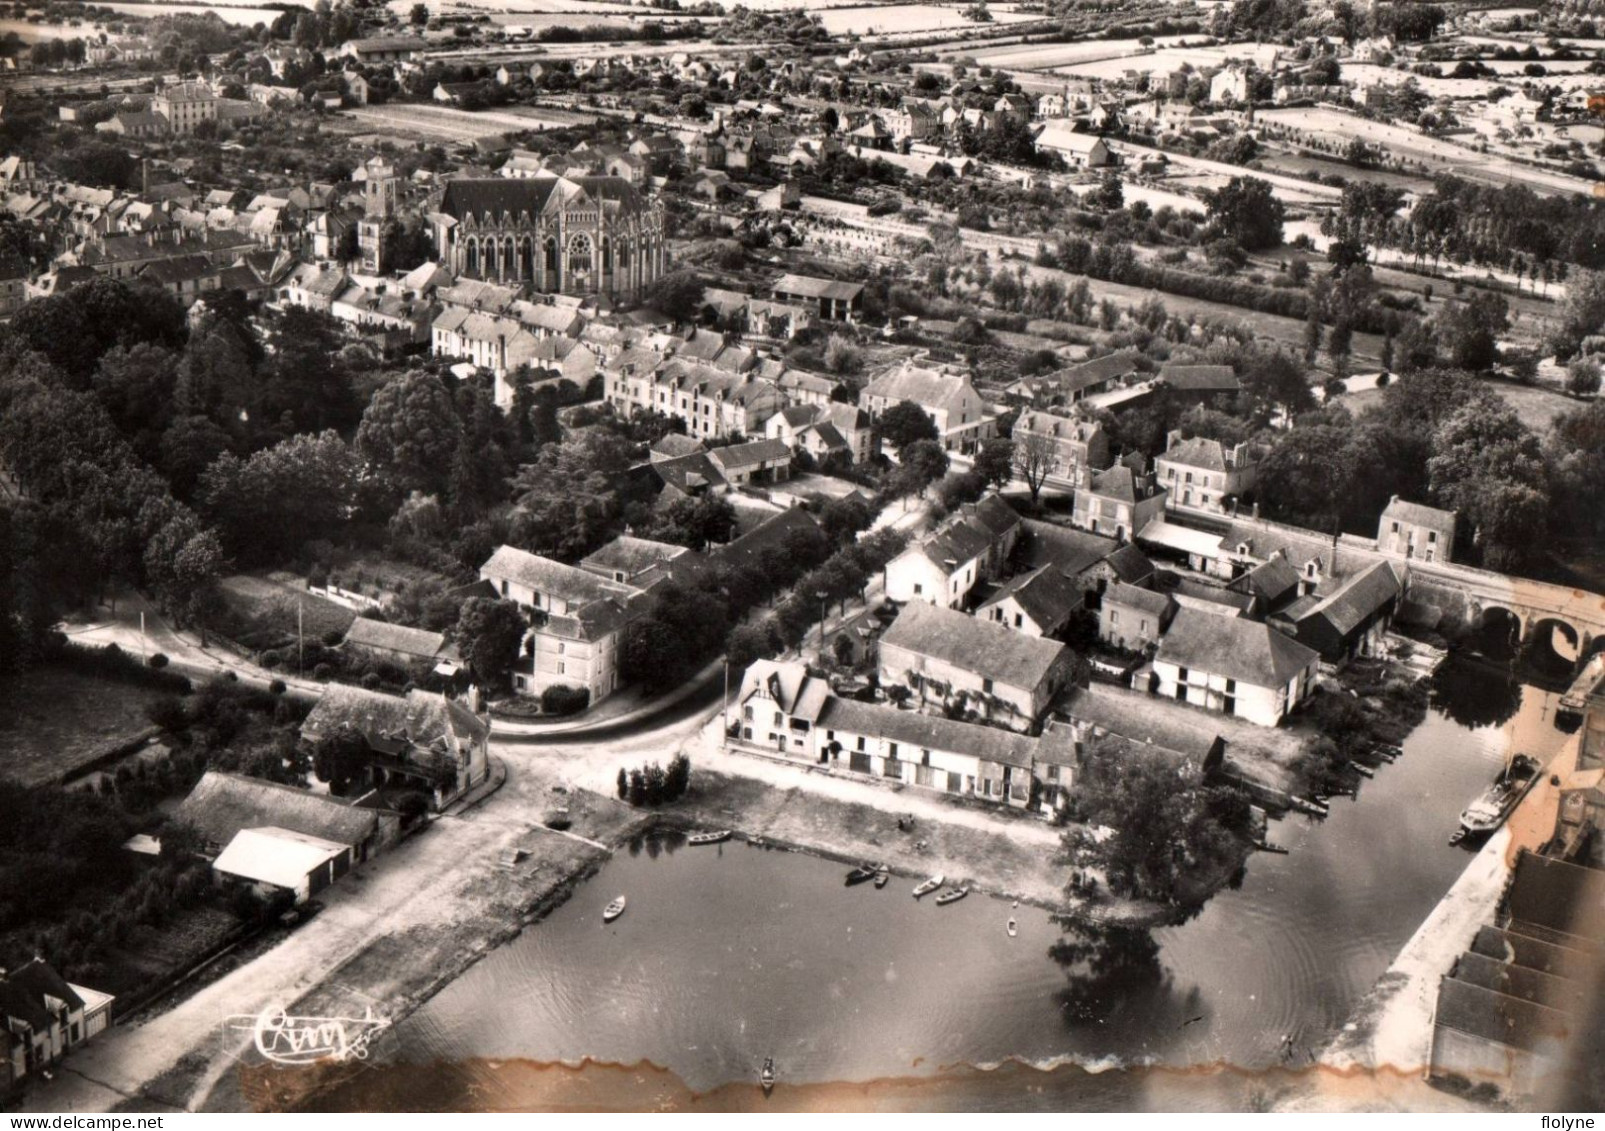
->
xmin=438 ymin=174 xmax=646 ymax=223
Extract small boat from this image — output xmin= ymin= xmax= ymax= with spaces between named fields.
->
xmin=687 ymin=830 xmax=731 ymax=845
xmin=912 ymin=874 xmax=945 ymax=898
xmin=1352 ymin=763 xmax=1376 ymax=780
xmin=873 ymin=869 xmax=889 ymax=889
xmin=1458 ymin=754 xmax=1541 ymax=838
xmin=1007 ymin=918 xmax=1017 ymax=937
xmin=602 ymin=896 xmax=627 ymax=923
xmin=934 ymin=887 xmax=969 ymax=906
xmin=760 ymin=1057 xmax=775 ymax=1094
xmin=845 ymin=862 xmax=884 ymax=886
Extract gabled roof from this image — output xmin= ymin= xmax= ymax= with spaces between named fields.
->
xmin=862 ymin=363 xmax=976 ymax=413
xmin=177 ymin=770 xmax=381 ymax=849
xmin=708 ymin=437 xmax=792 ymax=473
xmin=1064 ymin=681 xmax=1223 ymax=763
xmin=301 ymin=684 xmax=488 ymax=762
xmin=580 ymin=535 xmax=689 ymax=579
xmin=212 ymin=826 xmax=348 ymax=889
xmin=1017 ymin=519 xmax=1119 ymax=577
xmin=1104 ymin=581 xmax=1174 ymax=619
xmin=881 ymin=601 xmax=1069 ymax=691
xmin=1086 ymin=464 xmax=1140 ymax=505
xmin=438 ymin=174 xmax=645 ymax=223
xmin=1382 ymin=496 xmax=1456 ymax=535
xmin=712 ymin=507 xmax=826 ymax=571
xmin=479 ymin=544 xmax=637 ymax=606
xmin=1159 ymin=435 xmax=1230 ymax=472
xmin=1229 ymin=555 xmax=1301 ymax=606
xmin=772 ymin=273 xmax=863 ymax=302
xmin=976 ymin=565 xmax=1083 ymax=631
xmin=1293 ymin=560 xmax=1400 ymax=636
xmin=1156 ymin=607 xmax=1318 ymax=688
xmin=739 ymin=658 xmax=830 ymax=722
xmin=1053 ymin=350 xmax=1142 ymax=389
xmin=817 ymin=697 xmax=1040 ymax=768
xmin=0 ymin=959 xmax=84 ymax=1030
xmin=343 ymin=616 xmax=448 ymax=660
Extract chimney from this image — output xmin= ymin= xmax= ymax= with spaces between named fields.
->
xmin=1251 ymin=501 xmax=1260 ymax=520
xmin=1165 ymin=428 xmax=1183 ymax=450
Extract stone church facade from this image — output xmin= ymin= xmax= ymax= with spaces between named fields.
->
xmin=431 ymin=174 xmax=666 ymax=301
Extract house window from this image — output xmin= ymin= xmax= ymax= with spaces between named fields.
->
xmin=499 ymin=580 xmax=509 ymax=597
xmin=1427 ymin=531 xmax=1437 ymax=543
xmin=888 ymin=742 xmax=898 ymax=757
xmin=557 ymin=661 xmax=566 ymax=674
xmin=1109 ymin=609 xmax=1119 ymax=625
xmin=1178 ymin=666 xmax=1189 ymax=682
xmin=773 ymin=711 xmax=783 ymax=726
xmin=1014 ymin=613 xmax=1023 ymax=628
xmin=1391 ymin=522 xmax=1400 ymax=533
xmin=913 ymin=583 xmax=924 ymax=595
xmin=558 ymin=642 xmax=565 ymax=654
xmin=982 ymin=678 xmax=994 ymax=694
xmin=744 ymin=705 xmax=754 ymax=720
xmin=856 ymin=736 xmax=866 ymax=751
xmin=1225 ymin=678 xmax=1236 ymax=694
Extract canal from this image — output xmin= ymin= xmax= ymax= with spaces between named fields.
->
xmin=346 ymin=662 xmax=1574 ymax=1109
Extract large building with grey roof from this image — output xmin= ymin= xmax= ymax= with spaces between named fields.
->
xmin=1153 ymin=607 xmax=1318 ymax=726
xmin=430 ymin=173 xmax=664 ymax=300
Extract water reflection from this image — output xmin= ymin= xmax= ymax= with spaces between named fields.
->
xmin=1430 ymin=656 xmax=1523 ymax=730
xmin=1048 ymin=922 xmax=1163 ymax=1024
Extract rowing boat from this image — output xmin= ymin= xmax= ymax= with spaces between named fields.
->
xmin=602 ymin=896 xmax=626 ymax=923
xmin=687 ymin=830 xmax=731 ymax=845
xmin=912 ymin=874 xmax=945 ymax=898
xmin=934 ymin=887 xmax=969 ymax=906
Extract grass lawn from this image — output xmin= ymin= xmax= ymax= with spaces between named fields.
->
xmin=0 ymin=669 xmax=163 ymax=786
xmin=218 ymin=574 xmax=356 ymax=650
xmin=1337 ymin=379 xmax=1579 ymax=433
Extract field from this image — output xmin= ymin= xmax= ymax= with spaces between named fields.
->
xmin=0 ymin=668 xmax=162 ymax=787
xmin=1259 ymin=106 xmax=1599 ymax=197
xmin=340 ymin=102 xmax=597 ymax=142
xmin=948 ymin=36 xmax=1182 ymax=70
xmin=1337 ymin=379 xmax=1579 ymax=434
xmin=815 ymin=2 xmax=1039 ymax=35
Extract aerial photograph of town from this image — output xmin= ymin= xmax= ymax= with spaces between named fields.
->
xmin=0 ymin=0 xmax=1600 ymax=1114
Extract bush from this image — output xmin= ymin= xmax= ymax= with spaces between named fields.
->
xmin=269 ymin=679 xmax=287 ymax=695
xmin=359 ymin=671 xmax=384 ymax=690
xmin=147 ymin=653 xmax=169 ymax=669
xmin=54 ymin=641 xmax=192 ymax=693
xmin=539 ymin=684 xmax=591 ymax=716
xmin=312 ymin=662 xmax=333 ymax=680
xmin=146 ymin=695 xmax=190 ymax=732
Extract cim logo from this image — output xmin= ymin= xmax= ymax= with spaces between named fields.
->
xmin=222 ymin=993 xmax=396 ymax=1069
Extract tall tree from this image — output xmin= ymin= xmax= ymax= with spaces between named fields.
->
xmin=355 ymin=370 xmax=463 ymax=497
xmin=453 ymin=597 xmax=528 ymax=688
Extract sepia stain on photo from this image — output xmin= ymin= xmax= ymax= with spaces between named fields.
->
xmin=1 ymin=0 xmax=1604 ymax=1117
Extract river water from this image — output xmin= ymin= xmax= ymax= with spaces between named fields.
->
xmin=344 ymin=662 xmax=1571 ymax=1109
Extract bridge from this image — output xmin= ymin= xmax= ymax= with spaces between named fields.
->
xmin=1407 ymin=558 xmax=1605 ymax=672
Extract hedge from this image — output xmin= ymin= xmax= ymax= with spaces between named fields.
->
xmin=53 ymin=641 xmax=192 ymax=694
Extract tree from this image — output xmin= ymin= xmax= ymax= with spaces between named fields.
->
xmin=1239 ymin=347 xmax=1314 ymax=421
xmin=410 ymin=2 xmax=429 ymax=22
xmin=1013 ymin=430 xmax=1058 ymax=507
xmin=312 ymin=729 xmax=370 ymax=796
xmin=1095 ymin=170 xmax=1123 ymax=211
xmin=874 ymin=400 xmax=940 ymax=450
xmin=653 ymin=272 xmax=706 ymax=325
xmin=453 ymin=597 xmax=527 ymax=688
xmin=354 ymin=370 xmax=463 ymax=496
xmin=1427 ymin=399 xmax=1548 ymax=567
xmin=198 ymin=430 xmax=363 ymax=565
xmin=643 ymin=492 xmax=737 ymax=550
xmin=1567 ymin=356 xmax=1603 ymax=397
xmin=973 ymin=435 xmax=1015 ymax=489
xmin=1060 ymin=737 xmax=1252 ymax=904
xmin=1433 ymin=293 xmax=1508 ymax=371
xmin=1201 ymin=176 xmax=1285 ymax=252
xmin=818 ymin=496 xmax=873 ymax=545
xmin=1552 ymin=267 xmax=1605 ymax=358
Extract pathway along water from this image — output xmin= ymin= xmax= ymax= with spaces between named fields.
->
xmin=328 ymin=661 xmax=1572 ymax=1110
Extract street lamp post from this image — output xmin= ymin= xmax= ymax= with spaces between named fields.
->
xmin=816 ymin=590 xmax=830 ymax=657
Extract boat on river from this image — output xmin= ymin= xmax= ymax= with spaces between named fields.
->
xmin=1006 ymin=918 xmax=1017 ymax=937
xmin=934 ymin=887 xmax=969 ymax=906
xmin=912 ymin=874 xmax=945 ymax=898
xmin=873 ymin=868 xmax=889 ymax=888
xmin=602 ymin=896 xmax=627 ymax=923
xmin=687 ymin=830 xmax=731 ymax=846
xmin=760 ymin=1058 xmax=776 ymax=1094
xmin=1457 ymin=754 xmax=1540 ymax=838
xmin=846 ymin=862 xmax=884 ymax=885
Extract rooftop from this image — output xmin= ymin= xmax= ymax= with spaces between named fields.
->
xmin=1156 ymin=607 xmax=1319 ymax=689
xmin=817 ymin=697 xmax=1041 ymax=768
xmin=177 ymin=770 xmax=380 ymax=849
xmin=881 ymin=601 xmax=1069 ymax=691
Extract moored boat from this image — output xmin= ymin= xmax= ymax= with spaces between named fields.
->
xmin=845 ymin=862 xmax=884 ymax=886
xmin=687 ymin=830 xmax=731 ymax=845
xmin=760 ymin=1058 xmax=776 ymax=1094
xmin=934 ymin=887 xmax=969 ymax=906
xmin=873 ymin=868 xmax=889 ymax=888
xmin=911 ymin=874 xmax=945 ymax=898
xmin=1458 ymin=754 xmax=1541 ymax=838
xmin=602 ymin=896 xmax=627 ymax=923
xmin=1006 ymin=918 xmax=1017 ymax=937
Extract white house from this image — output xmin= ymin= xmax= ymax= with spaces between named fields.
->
xmin=1152 ymin=608 xmax=1319 ymax=726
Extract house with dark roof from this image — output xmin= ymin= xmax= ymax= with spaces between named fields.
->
xmin=879 ymin=601 xmax=1076 ymax=731
xmin=299 ymin=685 xmax=490 ymax=809
xmin=175 ymin=770 xmax=399 ymax=862
xmin=770 ymin=273 xmax=863 ymax=321
xmin=479 ymin=545 xmax=647 ymax=705
xmin=1155 ymin=430 xmax=1262 ymax=515
xmin=1272 ymin=560 xmax=1403 ymax=664
xmin=0 ymin=959 xmax=114 ymax=1096
xmin=1171 ymin=576 xmax=1259 ymax=619
xmin=977 ymin=566 xmax=1083 ymax=639
xmin=1014 ymin=519 xmax=1151 ymax=594
xmin=342 ymin=617 xmax=454 ymax=668
xmin=1157 ymin=363 xmax=1241 ymax=405
xmin=706 ymin=437 xmax=792 ymax=486
xmin=1153 ymin=608 xmax=1318 ymax=726
xmin=1062 ymin=682 xmax=1227 ymax=770
xmin=1099 ymin=582 xmax=1175 ymax=653
xmin=729 ymin=659 xmax=1069 ymax=809
xmin=1377 ymin=495 xmax=1456 ymax=564
xmin=1072 ymin=463 xmax=1168 ymax=540
xmin=710 ymin=507 xmax=828 ymax=575
xmin=1228 ymin=554 xmax=1302 ymax=614
xmin=885 ymin=496 xmax=1018 ymax=609
xmin=1014 ymin=409 xmax=1111 ymax=489
xmin=860 ymin=361 xmax=995 ymax=454
xmin=580 ymin=535 xmax=693 ymax=587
